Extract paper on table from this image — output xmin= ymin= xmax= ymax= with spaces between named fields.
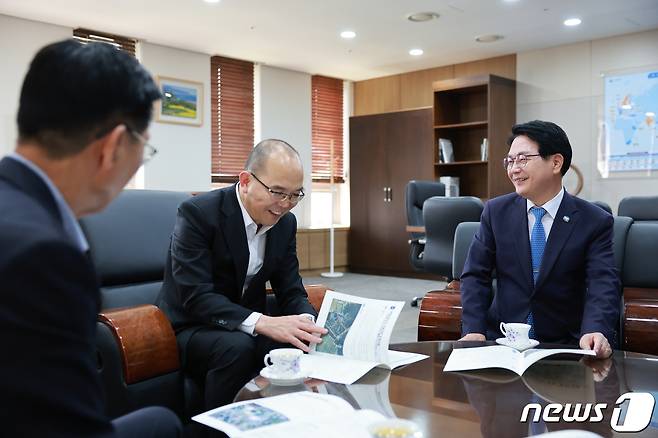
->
xmin=192 ymin=392 xmax=385 ymax=438
xmin=443 ymin=345 xmax=595 ymax=376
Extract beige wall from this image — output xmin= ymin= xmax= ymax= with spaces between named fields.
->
xmin=516 ymin=29 xmax=658 ymax=212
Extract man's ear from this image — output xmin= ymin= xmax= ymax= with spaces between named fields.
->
xmin=96 ymin=124 xmax=128 ymax=171
xmin=238 ymin=171 xmax=251 ymax=189
xmin=553 ymin=153 xmax=564 ymax=175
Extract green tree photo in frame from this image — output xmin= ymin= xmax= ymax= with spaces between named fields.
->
xmin=155 ymin=76 xmax=203 ymax=126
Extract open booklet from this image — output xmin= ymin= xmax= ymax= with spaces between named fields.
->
xmin=192 ymin=392 xmax=386 ymax=438
xmin=444 ymin=345 xmax=595 ymax=376
xmin=302 ymin=291 xmax=428 ymax=384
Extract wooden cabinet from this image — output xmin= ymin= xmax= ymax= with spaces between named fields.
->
xmin=433 ymin=75 xmax=516 ymax=199
xmin=349 ymin=108 xmax=434 ymax=275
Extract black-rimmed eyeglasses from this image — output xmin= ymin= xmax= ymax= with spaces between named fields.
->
xmin=127 ymin=128 xmax=158 ymax=164
xmin=503 ymin=154 xmax=541 ymax=170
xmin=250 ymin=172 xmax=305 ymax=204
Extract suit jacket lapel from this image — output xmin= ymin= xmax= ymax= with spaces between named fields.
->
xmin=220 ymin=186 xmax=249 ymax=293
xmin=534 ymin=191 xmax=578 ymax=291
xmin=512 ymin=195 xmax=534 ymax=292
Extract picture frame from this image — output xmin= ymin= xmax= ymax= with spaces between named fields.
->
xmin=155 ymin=76 xmax=203 ymax=126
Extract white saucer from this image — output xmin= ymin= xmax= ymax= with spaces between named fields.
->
xmin=496 ymin=337 xmax=539 ymax=351
xmin=259 ymin=367 xmax=310 ymax=386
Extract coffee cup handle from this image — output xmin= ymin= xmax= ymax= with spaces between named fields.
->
xmin=499 ymin=322 xmax=507 ymax=336
xmin=264 ymin=354 xmax=273 ymax=368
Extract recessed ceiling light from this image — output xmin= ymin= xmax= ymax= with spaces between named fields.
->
xmin=204 ymin=0 xmax=220 ymax=3
xmin=409 ymin=48 xmax=424 ymax=56
xmin=340 ymin=30 xmax=356 ymax=39
xmin=564 ymin=18 xmax=582 ymax=26
xmin=475 ymin=34 xmax=504 ymax=43
xmin=406 ymin=12 xmax=439 ymax=22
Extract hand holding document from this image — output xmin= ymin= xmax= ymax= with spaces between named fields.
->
xmin=302 ymin=291 xmax=428 ymax=384
xmin=444 ymin=345 xmax=595 ymax=376
xmin=193 ymin=392 xmax=386 ymax=438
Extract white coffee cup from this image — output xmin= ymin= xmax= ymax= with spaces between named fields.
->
xmin=499 ymin=322 xmax=531 ymax=345
xmin=263 ymin=348 xmax=303 ymax=378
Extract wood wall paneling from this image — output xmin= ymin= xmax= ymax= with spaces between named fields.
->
xmin=353 ymin=75 xmax=401 ymax=116
xmin=354 ymin=54 xmax=516 ymax=116
xmin=400 ymin=65 xmax=454 ymax=109
xmin=296 ymin=228 xmax=349 ymax=273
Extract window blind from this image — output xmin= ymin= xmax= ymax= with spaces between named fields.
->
xmin=210 ymin=56 xmax=254 ymax=182
xmin=312 ymin=75 xmax=344 ymax=182
xmin=73 ymin=28 xmax=137 ymax=57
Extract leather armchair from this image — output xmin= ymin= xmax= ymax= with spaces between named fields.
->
xmin=418 ymin=216 xmax=658 ymax=355
xmin=618 ymin=196 xmax=658 ymax=223
xmin=81 ymin=190 xmax=328 ymax=422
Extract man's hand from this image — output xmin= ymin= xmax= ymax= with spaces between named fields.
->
xmin=255 ymin=315 xmax=327 ymax=352
xmin=579 ymin=332 xmax=612 ymax=359
xmin=581 ymin=356 xmax=612 ymax=382
xmin=459 ymin=333 xmax=486 ymax=342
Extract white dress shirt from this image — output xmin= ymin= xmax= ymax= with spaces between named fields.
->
xmin=235 ymin=183 xmax=273 ymax=334
xmin=526 ymin=187 xmax=565 ymax=241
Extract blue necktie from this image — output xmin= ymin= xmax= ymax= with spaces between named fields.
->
xmin=528 ymin=207 xmax=547 ymax=339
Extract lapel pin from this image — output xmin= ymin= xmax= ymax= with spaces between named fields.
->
xmin=563 ymin=215 xmax=570 ymax=223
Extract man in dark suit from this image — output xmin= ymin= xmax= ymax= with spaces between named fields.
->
xmin=460 ymin=120 xmax=619 ymax=358
xmin=157 ymin=139 xmax=327 ymax=409
xmin=0 ymin=40 xmax=181 ymax=437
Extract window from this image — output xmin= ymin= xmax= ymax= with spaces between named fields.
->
xmin=311 ymin=75 xmax=344 ymax=182
xmin=210 ymin=56 xmax=254 ymax=183
xmin=73 ymin=28 xmax=137 ymax=57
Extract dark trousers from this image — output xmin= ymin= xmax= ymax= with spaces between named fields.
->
xmin=112 ymin=406 xmax=182 ymax=438
xmin=182 ymin=327 xmax=286 ymax=410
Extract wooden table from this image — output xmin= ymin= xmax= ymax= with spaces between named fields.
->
xmin=234 ymin=341 xmax=658 ymax=438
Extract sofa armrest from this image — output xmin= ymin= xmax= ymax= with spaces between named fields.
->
xmin=417 ymin=280 xmax=462 ymax=341
xmin=266 ymin=284 xmax=329 ymax=314
xmin=623 ymin=294 xmax=658 ymax=356
xmin=98 ymin=304 xmax=180 ymax=384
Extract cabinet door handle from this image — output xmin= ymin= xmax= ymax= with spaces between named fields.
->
xmin=388 ymin=187 xmax=392 ymax=202
xmin=383 ymin=187 xmax=388 ymax=202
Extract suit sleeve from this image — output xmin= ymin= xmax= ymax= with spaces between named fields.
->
xmin=460 ymin=203 xmax=496 ymax=336
xmin=581 ymin=213 xmax=621 ymax=342
xmin=1 ymin=240 xmax=114 ymax=437
xmin=169 ymin=200 xmax=252 ymax=330
xmin=269 ymin=214 xmax=317 ymax=317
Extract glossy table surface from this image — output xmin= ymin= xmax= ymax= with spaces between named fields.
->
xmin=236 ymin=341 xmax=658 ymax=438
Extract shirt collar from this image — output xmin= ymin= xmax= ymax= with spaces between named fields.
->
xmin=526 ymin=186 xmax=564 ymax=220
xmin=8 ymin=153 xmax=89 ymax=253
xmin=235 ymin=183 xmax=273 ymax=237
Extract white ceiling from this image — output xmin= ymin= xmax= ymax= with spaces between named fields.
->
xmin=1 ymin=0 xmax=658 ymax=81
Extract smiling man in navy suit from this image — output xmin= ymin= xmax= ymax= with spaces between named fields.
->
xmin=460 ymin=120 xmax=619 ymax=359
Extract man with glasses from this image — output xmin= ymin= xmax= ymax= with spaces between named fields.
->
xmin=158 ymin=139 xmax=327 ymax=409
xmin=459 ymin=120 xmax=619 ymax=359
xmin=0 ymin=40 xmax=181 ymax=436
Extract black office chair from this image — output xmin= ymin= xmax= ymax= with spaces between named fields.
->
xmin=410 ymin=196 xmax=484 ymax=306
xmin=405 ymin=180 xmax=445 ymax=272
xmin=618 ymin=196 xmax=658 ymax=223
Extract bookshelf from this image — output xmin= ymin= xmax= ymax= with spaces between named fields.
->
xmin=433 ymin=75 xmax=516 ymax=199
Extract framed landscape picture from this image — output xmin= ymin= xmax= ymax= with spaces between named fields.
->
xmin=155 ymin=76 xmax=203 ymax=126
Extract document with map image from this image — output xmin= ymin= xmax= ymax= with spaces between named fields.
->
xmin=302 ymin=291 xmax=428 ymax=384
xmin=192 ymin=392 xmax=385 ymax=437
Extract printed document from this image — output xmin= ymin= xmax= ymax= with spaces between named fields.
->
xmin=444 ymin=345 xmax=595 ymax=375
xmin=303 ymin=291 xmax=428 ymax=384
xmin=193 ymin=392 xmax=385 ymax=438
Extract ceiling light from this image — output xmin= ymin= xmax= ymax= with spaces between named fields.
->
xmin=564 ymin=18 xmax=582 ymax=26
xmin=409 ymin=49 xmax=424 ymax=56
xmin=340 ymin=30 xmax=356 ymax=39
xmin=203 ymin=0 xmax=220 ymax=3
xmin=406 ymin=12 xmax=439 ymax=22
xmin=475 ymin=34 xmax=504 ymax=43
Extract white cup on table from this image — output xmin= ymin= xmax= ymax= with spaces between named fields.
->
xmin=499 ymin=322 xmax=531 ymax=345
